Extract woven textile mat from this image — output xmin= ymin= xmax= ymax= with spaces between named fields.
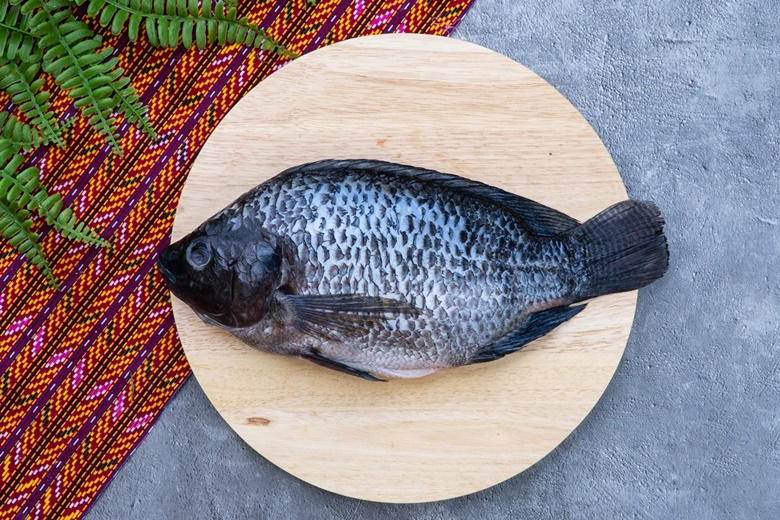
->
xmin=0 ymin=1 xmax=474 ymax=518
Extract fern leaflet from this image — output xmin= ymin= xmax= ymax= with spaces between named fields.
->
xmin=0 ymin=170 xmax=109 ymax=248
xmin=0 ymin=111 xmax=43 ymax=151
xmin=78 ymin=0 xmax=296 ymax=58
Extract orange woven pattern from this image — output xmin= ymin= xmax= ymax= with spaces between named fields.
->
xmin=0 ymin=1 xmax=473 ymax=518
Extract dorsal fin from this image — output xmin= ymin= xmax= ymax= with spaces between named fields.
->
xmin=282 ymin=159 xmax=580 ymax=237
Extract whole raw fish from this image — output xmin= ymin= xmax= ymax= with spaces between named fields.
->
xmin=158 ymin=160 xmax=668 ymax=380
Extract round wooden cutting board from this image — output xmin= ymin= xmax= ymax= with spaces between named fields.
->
xmin=170 ymin=34 xmax=636 ymax=503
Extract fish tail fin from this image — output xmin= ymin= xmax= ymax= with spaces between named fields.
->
xmin=570 ymin=200 xmax=669 ymax=301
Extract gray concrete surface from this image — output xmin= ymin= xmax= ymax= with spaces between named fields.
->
xmin=88 ymin=1 xmax=780 ymax=518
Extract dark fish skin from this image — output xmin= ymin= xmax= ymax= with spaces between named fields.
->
xmin=158 ymin=159 xmax=669 ymax=380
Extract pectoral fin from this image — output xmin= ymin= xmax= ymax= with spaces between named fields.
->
xmin=302 ymin=350 xmax=386 ymax=382
xmin=470 ymin=304 xmax=586 ymax=363
xmin=286 ymin=293 xmax=418 ymax=340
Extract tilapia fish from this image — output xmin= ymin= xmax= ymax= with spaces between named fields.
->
xmin=158 ymin=160 xmax=668 ymax=380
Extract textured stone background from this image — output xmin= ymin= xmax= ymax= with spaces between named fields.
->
xmin=88 ymin=0 xmax=780 ymax=518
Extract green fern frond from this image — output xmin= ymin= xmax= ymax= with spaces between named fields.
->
xmin=0 ymin=145 xmax=108 ymax=246
xmin=2 ymin=172 xmax=110 ymax=248
xmin=28 ymin=2 xmax=124 ymax=154
xmin=78 ymin=0 xmax=296 ymax=58
xmin=108 ymin=67 xmax=155 ymax=138
xmin=0 ymin=3 xmax=38 ymax=63
xmin=0 ymin=110 xmax=43 ymax=151
xmin=0 ymin=112 xmax=108 ymax=286
xmin=0 ymin=199 xmax=55 ymax=286
xmin=0 ymin=58 xmax=65 ymax=147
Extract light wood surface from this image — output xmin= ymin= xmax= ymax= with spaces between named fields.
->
xmin=171 ymin=33 xmax=636 ymax=503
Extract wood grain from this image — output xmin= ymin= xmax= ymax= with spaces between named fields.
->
xmin=170 ymin=33 xmax=636 ymax=503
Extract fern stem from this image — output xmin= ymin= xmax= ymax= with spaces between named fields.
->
xmin=0 ymin=137 xmax=31 ymax=153
xmin=98 ymin=0 xmax=240 ymax=25
xmin=0 ymin=21 xmax=34 ymax=37
xmin=3 ymin=60 xmax=64 ymax=148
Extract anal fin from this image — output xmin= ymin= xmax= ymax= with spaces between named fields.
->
xmin=302 ymin=350 xmax=386 ymax=382
xmin=470 ymin=304 xmax=586 ymax=363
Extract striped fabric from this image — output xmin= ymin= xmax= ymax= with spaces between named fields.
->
xmin=0 ymin=1 xmax=474 ymax=518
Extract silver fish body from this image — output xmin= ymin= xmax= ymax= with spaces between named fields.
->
xmin=158 ymin=160 xmax=668 ymax=380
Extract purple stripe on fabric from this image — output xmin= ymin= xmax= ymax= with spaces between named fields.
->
xmin=18 ymin=314 xmax=176 ymax=518
xmin=385 ymin=0 xmax=415 ymax=32
xmin=443 ymin=0 xmax=476 ymax=35
xmin=303 ymin=0 xmax=353 ymax=54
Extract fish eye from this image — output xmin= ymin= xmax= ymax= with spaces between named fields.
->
xmin=186 ymin=240 xmax=211 ymax=270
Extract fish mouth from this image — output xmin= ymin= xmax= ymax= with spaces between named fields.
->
xmin=156 ymin=257 xmax=176 ymax=286
xmin=157 ymin=245 xmax=181 ymax=288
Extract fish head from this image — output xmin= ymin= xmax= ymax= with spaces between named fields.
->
xmin=157 ymin=214 xmax=292 ymax=329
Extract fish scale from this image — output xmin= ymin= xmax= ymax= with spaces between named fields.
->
xmin=159 ymin=159 xmax=668 ymax=379
xmin=225 ymin=166 xmax=570 ymax=371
